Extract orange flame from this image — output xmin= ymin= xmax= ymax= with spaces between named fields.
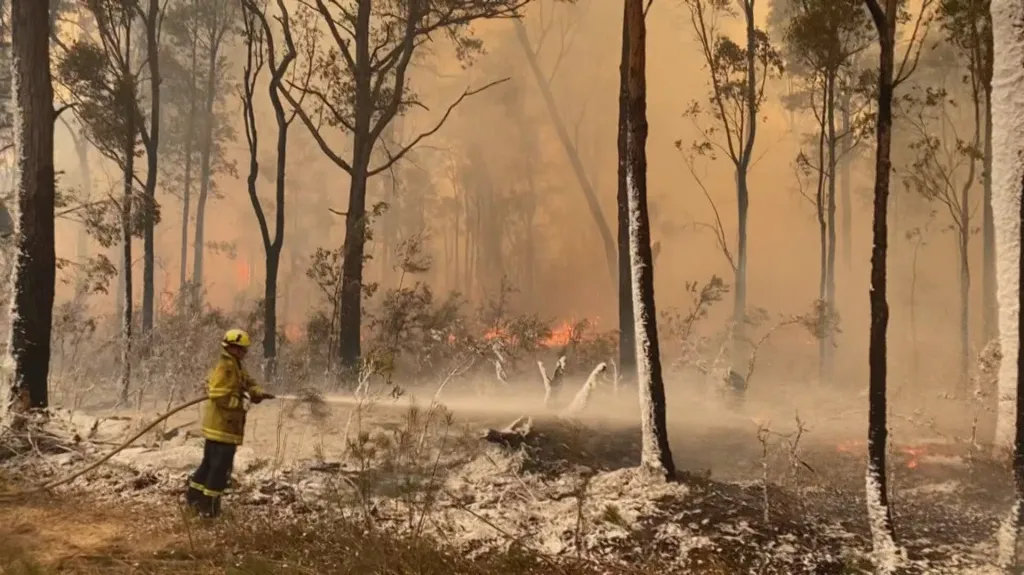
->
xmin=482 ymin=318 xmax=600 ymax=348
xmin=283 ymin=324 xmax=304 ymax=342
xmin=236 ymin=259 xmax=251 ymax=289
xmin=834 ymin=440 xmax=930 ymax=470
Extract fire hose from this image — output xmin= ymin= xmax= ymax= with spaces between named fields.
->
xmin=0 ymin=395 xmax=211 ymax=501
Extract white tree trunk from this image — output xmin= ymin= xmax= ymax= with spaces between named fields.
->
xmin=991 ymin=0 xmax=1024 ymax=453
xmin=993 ymin=2 xmax=1024 ymax=566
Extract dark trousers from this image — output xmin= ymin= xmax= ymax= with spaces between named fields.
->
xmin=185 ymin=439 xmax=237 ymax=517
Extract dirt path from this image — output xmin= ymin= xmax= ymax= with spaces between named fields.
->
xmin=0 ymin=495 xmax=177 ymax=572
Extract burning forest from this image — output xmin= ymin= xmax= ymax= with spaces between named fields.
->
xmin=4 ymin=0 xmax=1024 ymax=573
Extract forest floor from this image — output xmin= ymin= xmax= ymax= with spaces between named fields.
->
xmin=0 ymin=381 xmax=1014 ymax=574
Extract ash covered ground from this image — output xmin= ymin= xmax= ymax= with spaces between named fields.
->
xmin=0 ymin=376 xmax=1014 ymax=574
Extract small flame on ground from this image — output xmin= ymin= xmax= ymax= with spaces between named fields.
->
xmin=482 ymin=318 xmax=600 ymax=348
xmin=284 ymin=324 xmax=303 ymax=342
xmin=834 ymin=440 xmax=931 ymax=470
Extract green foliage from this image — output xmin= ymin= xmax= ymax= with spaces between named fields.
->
xmin=771 ymin=0 xmax=873 ymax=78
xmin=57 ymin=39 xmax=139 ymax=163
xmin=679 ymin=0 xmax=783 ymax=161
xmin=937 ymin=0 xmax=991 ymax=81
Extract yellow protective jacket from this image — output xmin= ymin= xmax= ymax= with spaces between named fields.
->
xmin=201 ymin=350 xmax=265 ymax=445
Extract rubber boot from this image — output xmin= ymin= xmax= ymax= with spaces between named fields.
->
xmin=185 ymin=479 xmax=203 ymax=509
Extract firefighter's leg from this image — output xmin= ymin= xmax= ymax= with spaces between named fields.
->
xmin=200 ymin=441 xmax=237 ymax=518
xmin=186 ymin=440 xmax=215 ymax=509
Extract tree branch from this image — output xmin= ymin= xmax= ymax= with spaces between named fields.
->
xmin=367 ymin=78 xmax=509 ymax=177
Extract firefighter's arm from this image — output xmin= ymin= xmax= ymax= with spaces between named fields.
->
xmin=242 ymin=371 xmax=274 ymax=402
xmin=207 ymin=364 xmax=243 ymax=410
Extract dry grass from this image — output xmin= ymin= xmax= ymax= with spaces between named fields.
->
xmin=0 ymin=489 xmax=676 ymax=575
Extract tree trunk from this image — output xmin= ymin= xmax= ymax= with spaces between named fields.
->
xmin=826 ymin=72 xmax=838 ymax=384
xmin=733 ymin=0 xmax=758 ymax=368
xmin=864 ymin=0 xmax=899 ymax=563
xmin=625 ymin=0 xmax=674 ymax=478
xmin=840 ymin=81 xmax=852 ymax=270
xmin=261 ymin=45 xmax=293 ymax=378
xmin=961 ymin=222 xmax=971 ymax=390
xmin=993 ymin=0 xmax=1024 ymax=559
xmin=191 ymin=43 xmax=217 ymax=301
xmin=119 ymin=105 xmax=136 ymax=404
xmin=179 ymin=15 xmax=198 ymax=294
xmin=141 ymin=0 xmax=160 ymax=334
xmin=983 ymin=88 xmax=997 ymax=343
xmin=73 ymin=129 xmax=91 ymax=293
xmin=982 ymin=9 xmax=997 ymax=345
xmin=513 ymin=19 xmax=616 ymax=283
xmin=815 ymin=79 xmax=828 ymax=386
xmin=4 ymin=0 xmax=56 ymax=414
xmin=1003 ymin=112 xmax=1024 ymax=569
xmin=263 ymin=247 xmax=280 ymax=375
xmin=991 ymin=0 xmax=1024 ymax=452
xmin=910 ymin=240 xmax=921 ymax=382
xmin=336 ymin=158 xmax=370 ymax=370
xmin=617 ymin=3 xmax=636 ymax=379
xmin=179 ymin=133 xmax=193 ymax=292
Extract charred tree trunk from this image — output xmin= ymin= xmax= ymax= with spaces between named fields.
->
xmin=625 ymin=0 xmax=674 ymax=478
xmin=119 ymin=92 xmax=136 ymax=404
xmin=825 ymin=72 xmax=838 ymax=383
xmin=864 ymin=0 xmax=899 ymax=561
xmin=239 ymin=0 xmax=296 ymax=378
xmin=337 ymin=154 xmax=370 ymax=369
xmin=5 ymin=0 xmax=56 ymax=412
xmin=140 ymin=0 xmax=160 ymax=334
xmin=617 ymin=3 xmax=636 ymax=379
xmin=1010 ymin=189 xmax=1024 ymax=565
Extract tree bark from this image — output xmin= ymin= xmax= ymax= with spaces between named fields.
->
xmin=814 ymin=78 xmax=828 ymax=385
xmin=732 ymin=0 xmax=759 ymax=367
xmin=864 ymin=0 xmax=899 ymax=561
xmin=993 ymin=0 xmax=1024 ymax=560
xmin=1008 ymin=177 xmax=1024 ymax=568
xmin=983 ymin=87 xmax=997 ymax=342
xmin=119 ymin=87 xmax=136 ymax=404
xmin=825 ymin=72 xmax=838 ymax=383
xmin=141 ymin=0 xmax=161 ymax=333
xmin=991 ymin=0 xmax=1024 ymax=453
xmin=4 ymin=0 xmax=56 ymax=413
xmin=625 ymin=0 xmax=674 ymax=478
xmin=337 ymin=154 xmax=370 ymax=369
xmin=617 ymin=3 xmax=636 ymax=379
xmin=981 ymin=7 xmax=997 ymax=345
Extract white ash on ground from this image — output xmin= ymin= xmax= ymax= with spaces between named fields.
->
xmin=1 ymin=407 xmax=1017 ymax=573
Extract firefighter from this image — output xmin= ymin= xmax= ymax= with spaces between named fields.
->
xmin=185 ymin=328 xmax=274 ymax=518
